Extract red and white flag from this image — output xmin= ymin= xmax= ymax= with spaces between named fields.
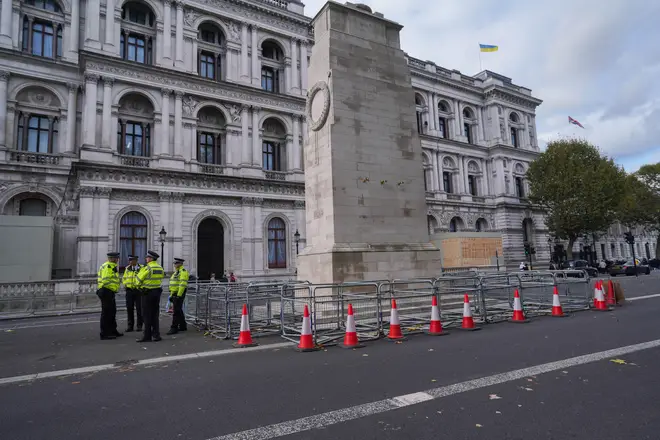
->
xmin=568 ymin=116 xmax=584 ymax=129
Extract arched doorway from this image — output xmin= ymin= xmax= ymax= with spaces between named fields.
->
xmin=197 ymin=218 xmax=224 ymax=280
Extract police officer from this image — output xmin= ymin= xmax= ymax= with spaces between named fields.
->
xmin=135 ymin=250 xmax=165 ymax=342
xmin=97 ymin=252 xmax=123 ymax=340
xmin=122 ymin=255 xmax=143 ymax=332
xmin=167 ymin=258 xmax=189 ymax=335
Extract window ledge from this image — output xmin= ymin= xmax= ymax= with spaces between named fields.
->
xmin=198 ymin=163 xmax=225 ymax=175
xmin=10 ymin=150 xmax=61 ymax=165
xmin=118 ymin=154 xmax=151 ymax=168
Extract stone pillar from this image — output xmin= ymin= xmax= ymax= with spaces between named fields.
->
xmin=241 ymin=197 xmax=254 ymax=274
xmin=174 ymin=91 xmax=183 ymax=156
xmin=77 ymin=187 xmax=96 ymax=275
xmin=524 ymin=116 xmax=530 ymax=148
xmin=285 ymin=59 xmax=292 ymax=93
xmin=476 ymin=106 xmax=484 ymax=143
xmin=250 ymin=25 xmax=259 ymax=86
xmin=191 ymin=38 xmax=198 ymax=74
xmin=495 ymin=158 xmax=505 ymax=195
xmin=290 ymin=38 xmax=299 ymax=93
xmin=64 ymin=83 xmax=77 ymax=154
xmin=292 ymin=114 xmax=301 ymax=171
xmin=252 ymin=198 xmax=264 ymax=273
xmin=69 ymin=0 xmax=80 ymax=53
xmin=430 ymin=152 xmax=439 ymax=192
xmin=159 ymin=191 xmax=171 ymax=263
xmin=480 ymin=158 xmax=488 ymax=196
xmin=457 ymin=155 xmax=465 ymax=193
xmin=240 ymin=105 xmax=250 ymax=165
xmin=454 ymin=99 xmax=461 ymax=137
xmin=240 ymin=23 xmax=249 ymax=83
xmin=251 ymin=105 xmax=261 ymax=167
xmin=95 ymin=187 xmax=111 ymax=267
xmin=0 ymin=0 xmax=13 ymax=47
xmin=101 ymin=77 xmax=113 ymax=148
xmin=84 ymin=0 xmax=101 ymax=49
xmin=0 ymin=71 xmax=8 ymax=149
xmin=103 ymin=0 xmax=115 ymax=51
xmin=437 ymin=153 xmax=443 ymax=191
xmin=162 ymin=0 xmax=172 ymax=64
xmin=82 ymin=74 xmax=99 ymax=148
xmin=504 ymin=115 xmax=510 ymax=145
xmin=174 ymin=1 xmax=184 ymax=68
xmin=171 ymin=192 xmax=184 ymax=262
xmin=160 ymin=88 xmax=171 ymax=156
xmin=300 ymin=40 xmax=308 ymax=94
xmin=226 ymin=127 xmax=241 ymax=165
xmin=285 ymin=134 xmax=294 ymax=171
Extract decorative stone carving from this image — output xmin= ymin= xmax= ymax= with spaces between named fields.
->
xmin=263 ymin=119 xmax=286 ymax=136
xmin=103 ymin=76 xmax=115 ymax=86
xmin=263 ymin=200 xmax=291 ymax=209
xmin=505 ymin=176 xmax=510 ymax=193
xmin=171 ymin=192 xmax=185 ymax=202
xmin=442 ymin=157 xmax=455 ymax=169
xmin=223 ymin=20 xmax=241 ymax=42
xmin=67 ymin=82 xmax=79 ymax=92
xmin=161 ymin=88 xmax=172 ymax=96
xmin=514 ymin=163 xmax=525 ymax=174
xmin=253 ymin=197 xmax=264 ymax=206
xmin=159 ymin=191 xmax=172 ymax=201
xmin=85 ymin=73 xmax=100 ymax=83
xmin=185 ymin=195 xmax=242 ymax=206
xmin=85 ymin=63 xmax=306 ymax=112
xmin=78 ymin=186 xmax=96 ymax=197
xmin=241 ymin=197 xmax=254 ymax=205
xmin=182 ymin=95 xmax=198 ymax=117
xmin=0 ymin=71 xmax=9 ymax=81
xmin=183 ymin=9 xmax=197 ymax=26
xmin=293 ymin=200 xmax=305 ymax=209
xmin=229 ymin=104 xmax=242 ymax=123
xmin=96 ymin=187 xmax=112 ymax=198
xmin=120 ymin=95 xmax=152 ymax=114
xmin=467 ymin=161 xmax=479 ymax=173
xmin=306 ymin=81 xmax=331 ymax=132
xmin=110 ymin=190 xmax=159 ymax=202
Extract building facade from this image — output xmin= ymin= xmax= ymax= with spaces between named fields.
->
xmin=0 ymin=0 xmax=653 ymax=282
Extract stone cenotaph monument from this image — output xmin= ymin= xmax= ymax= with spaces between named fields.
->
xmin=296 ymin=1 xmax=442 ymax=284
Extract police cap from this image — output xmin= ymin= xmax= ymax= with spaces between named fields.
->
xmin=107 ymin=252 xmax=120 ymax=258
xmin=146 ymin=250 xmax=160 ymax=260
xmin=174 ymin=258 xmax=185 ymax=264
xmin=128 ymin=255 xmax=138 ymax=260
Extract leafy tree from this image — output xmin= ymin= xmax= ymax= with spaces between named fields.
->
xmin=527 ymin=138 xmax=627 ymax=259
xmin=630 ymin=163 xmax=660 ymax=258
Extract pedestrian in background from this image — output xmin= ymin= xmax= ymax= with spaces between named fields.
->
xmin=167 ymin=258 xmax=189 ymax=335
xmin=135 ymin=251 xmax=165 ymax=342
xmin=122 ymin=255 xmax=143 ymax=332
xmin=97 ymin=252 xmax=123 ymax=340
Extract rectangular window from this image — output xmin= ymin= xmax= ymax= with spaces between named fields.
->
xmin=464 ymin=123 xmax=472 ymax=143
xmin=27 ymin=116 xmax=51 ymax=153
xmin=416 ymin=112 xmax=424 ymax=134
xmin=200 ymin=53 xmax=215 ymax=79
xmin=261 ymin=67 xmax=278 ymax=93
xmin=443 ymin=172 xmax=452 ymax=193
xmin=262 ymin=141 xmax=283 ymax=171
xmin=438 ymin=117 xmax=446 ymax=138
xmin=121 ymin=122 xmax=150 ymax=157
xmin=511 ymin=127 xmax=518 ymax=147
xmin=468 ymin=175 xmax=477 ymax=196
xmin=198 ymin=132 xmax=222 ymax=165
xmin=515 ymin=177 xmax=524 ymax=197
xmin=200 ymin=30 xmax=215 ymax=43
xmin=121 ymin=33 xmax=151 ymax=64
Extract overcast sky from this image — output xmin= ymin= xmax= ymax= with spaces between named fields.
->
xmin=301 ymin=0 xmax=660 ymax=172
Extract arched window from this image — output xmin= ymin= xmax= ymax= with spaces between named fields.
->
xmin=21 ymin=0 xmax=64 ymax=59
xmin=19 ymin=198 xmax=47 ymax=216
xmin=267 ymin=217 xmax=287 ymax=268
xmin=119 ymin=211 xmax=148 ymax=268
xmin=437 ymin=100 xmax=449 ymax=138
xmin=510 ymin=127 xmax=518 ymax=147
xmin=262 ymin=118 xmax=286 ymax=172
xmin=475 ymin=218 xmax=488 ymax=232
xmin=196 ymin=106 xmax=226 ymax=165
xmin=261 ymin=41 xmax=284 ymax=93
xmin=415 ymin=93 xmax=425 ymax=134
xmin=449 ymin=218 xmax=458 ymax=232
xmin=198 ymin=22 xmax=226 ymax=81
xmin=509 ymin=112 xmax=519 ymax=123
xmin=120 ymin=2 xmax=155 ymax=65
xmin=117 ymin=93 xmax=154 ymax=158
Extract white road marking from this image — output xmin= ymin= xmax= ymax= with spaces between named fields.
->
xmin=628 ymin=294 xmax=660 ymax=301
xmin=0 ymin=320 xmax=100 ymax=330
xmin=207 ymin=338 xmax=660 ymax=440
xmin=0 ymin=342 xmax=294 ymax=386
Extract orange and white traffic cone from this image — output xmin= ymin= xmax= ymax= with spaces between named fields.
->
xmin=233 ymin=304 xmax=258 ymax=348
xmin=460 ymin=294 xmax=481 ymax=331
xmin=605 ymin=279 xmax=617 ymax=306
xmin=340 ymin=304 xmax=364 ymax=348
xmin=551 ymin=286 xmax=568 ymax=317
xmin=509 ymin=289 xmax=530 ymax=323
xmin=387 ymin=299 xmax=406 ymax=341
xmin=427 ymin=295 xmax=449 ymax=336
xmin=594 ymin=282 xmax=611 ymax=311
xmin=296 ymin=304 xmax=318 ymax=352
xmin=593 ymin=280 xmax=603 ymax=308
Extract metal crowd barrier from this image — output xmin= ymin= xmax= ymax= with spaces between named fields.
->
xmin=433 ymin=275 xmax=482 ymax=327
xmin=380 ymin=279 xmax=435 ymax=335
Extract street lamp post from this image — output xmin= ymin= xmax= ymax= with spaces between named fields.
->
xmin=294 ymin=229 xmax=300 ymax=255
xmin=159 ymin=227 xmax=167 ymax=270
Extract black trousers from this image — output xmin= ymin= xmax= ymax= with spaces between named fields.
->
xmin=141 ymin=288 xmax=162 ymax=340
xmin=170 ymin=293 xmax=187 ymax=330
xmin=125 ymin=288 xmax=143 ymax=329
xmin=97 ymin=288 xmax=118 ymax=336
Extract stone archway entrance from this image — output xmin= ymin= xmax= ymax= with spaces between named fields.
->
xmin=197 ymin=218 xmax=224 ymax=281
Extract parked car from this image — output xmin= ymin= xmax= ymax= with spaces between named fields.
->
xmin=608 ymin=260 xmax=650 ymax=276
xmin=562 ymin=260 xmax=599 ymax=278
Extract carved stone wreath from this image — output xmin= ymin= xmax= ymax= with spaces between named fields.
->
xmin=306 ymin=81 xmax=331 ymax=132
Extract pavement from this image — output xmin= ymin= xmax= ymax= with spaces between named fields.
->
xmin=0 ymin=275 xmax=659 ymax=440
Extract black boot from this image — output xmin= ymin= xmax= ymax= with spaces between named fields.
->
xmin=100 ymin=333 xmax=117 ymax=340
xmin=166 ymin=328 xmax=178 ymax=335
xmin=125 ymin=327 xmax=134 ymax=333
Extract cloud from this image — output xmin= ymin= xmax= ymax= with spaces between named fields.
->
xmin=301 ymin=0 xmax=660 ymax=170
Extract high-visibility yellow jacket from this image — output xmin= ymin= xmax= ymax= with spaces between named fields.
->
xmin=169 ymin=267 xmax=189 ymax=297
xmin=122 ymin=264 xmax=142 ymax=289
xmin=97 ymin=261 xmax=120 ymax=292
xmin=136 ymin=261 xmax=165 ymax=290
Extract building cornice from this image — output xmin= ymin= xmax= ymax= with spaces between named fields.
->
xmin=73 ymin=161 xmax=305 ymax=197
xmin=489 ymin=144 xmax=541 ymax=160
xmin=484 ymin=87 xmax=543 ymax=110
xmin=81 ymin=52 xmax=306 ymax=113
xmin=0 ymin=48 xmax=80 ymax=80
xmin=411 ymin=69 xmax=482 ymax=97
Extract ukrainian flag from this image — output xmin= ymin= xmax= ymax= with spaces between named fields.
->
xmin=479 ymin=44 xmax=498 ymax=52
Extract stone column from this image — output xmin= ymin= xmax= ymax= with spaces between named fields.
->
xmin=251 ymin=106 xmax=261 ymax=167
xmin=101 ymin=77 xmax=113 ymax=148
xmin=160 ymin=88 xmax=171 ymax=156
xmin=524 ymin=117 xmax=530 ymax=149
xmin=292 ymin=114 xmax=301 ymax=171
xmin=0 ymin=71 xmax=8 ymax=149
xmin=290 ymin=38 xmax=299 ymax=93
xmin=84 ymin=0 xmax=101 ymax=48
xmin=174 ymin=91 xmax=183 ymax=157
xmin=241 ymin=197 xmax=254 ymax=274
xmin=300 ymin=40 xmax=308 ymax=94
xmin=64 ymin=83 xmax=77 ymax=154
xmin=191 ymin=38 xmax=198 ymax=74
xmin=504 ymin=115 xmax=510 ymax=145
xmin=0 ymin=0 xmax=13 ymax=47
xmin=174 ymin=1 xmax=184 ymax=68
xmin=171 ymin=192 xmax=184 ymax=262
xmin=159 ymin=192 xmax=171 ymax=263
xmin=82 ymin=74 xmax=99 ymax=148
xmin=476 ymin=106 xmax=484 ymax=143
xmin=103 ymin=0 xmax=115 ymax=51
xmin=252 ymin=198 xmax=264 ymax=273
xmin=240 ymin=23 xmax=249 ymax=83
xmin=162 ymin=0 xmax=172 ymax=64
xmin=285 ymin=59 xmax=292 ymax=93
xmin=437 ymin=153 xmax=443 ymax=191
xmin=226 ymin=127 xmax=240 ymax=165
xmin=240 ymin=105 xmax=250 ymax=165
xmin=480 ymin=159 xmax=488 ymax=196
xmin=285 ymin=134 xmax=294 ymax=171
xmin=69 ymin=0 xmax=80 ymax=53
xmin=430 ymin=152 xmax=439 ymax=192
xmin=76 ymin=186 xmax=96 ymax=275
xmin=95 ymin=187 xmax=111 ymax=267
xmin=250 ymin=25 xmax=259 ymax=86
xmin=453 ymin=99 xmax=461 ymax=137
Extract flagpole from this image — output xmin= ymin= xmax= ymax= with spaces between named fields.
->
xmin=479 ymin=49 xmax=482 ymax=71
